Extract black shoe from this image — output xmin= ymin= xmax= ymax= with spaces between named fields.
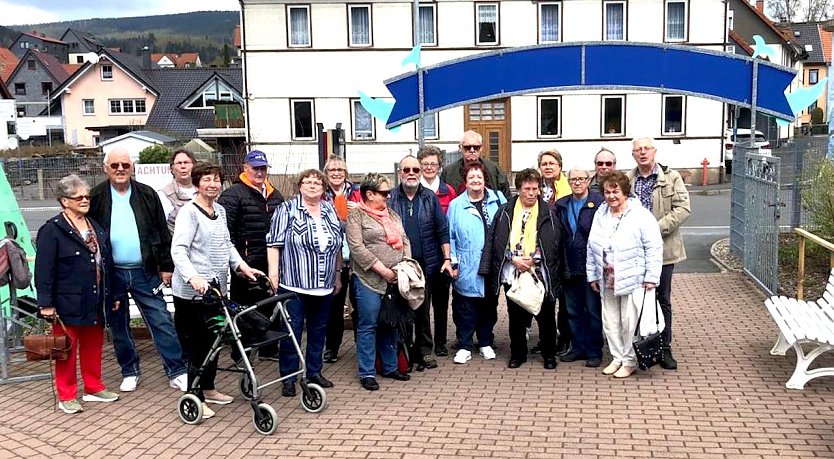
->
xmin=323 ymin=350 xmax=339 ymax=363
xmin=507 ymin=359 xmax=525 ymax=369
xmin=281 ymin=381 xmax=296 ymax=397
xmin=559 ymin=351 xmax=587 ymax=363
xmin=660 ymin=349 xmax=678 ymax=370
xmin=586 ymin=357 xmax=602 ymax=368
xmin=529 ymin=344 xmax=541 ymax=355
xmin=415 ymin=362 xmax=426 ymax=372
xmin=306 ymin=374 xmax=334 ymax=388
xmin=360 ymin=377 xmax=379 ymax=391
xmin=555 ymin=342 xmax=571 ymax=356
xmin=423 ymin=357 xmax=438 ymax=369
xmin=543 ymin=357 xmax=558 ymax=370
xmin=435 ymin=346 xmax=449 ymax=357
xmin=381 ymin=370 xmax=411 ymax=381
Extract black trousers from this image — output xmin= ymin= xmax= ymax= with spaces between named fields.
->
xmin=407 ymin=277 xmax=434 ymax=361
xmin=324 ymin=268 xmax=352 ymax=355
xmin=431 ymin=272 xmax=451 ymax=349
xmin=556 ymin=290 xmax=571 ymax=348
xmin=173 ymin=296 xmax=220 ymax=402
xmin=657 ymin=264 xmax=675 ymax=348
xmin=230 ymin=266 xmax=278 ymax=356
xmin=505 ymin=286 xmax=557 ymax=361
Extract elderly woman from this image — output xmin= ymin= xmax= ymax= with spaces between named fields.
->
xmin=346 ymin=173 xmax=411 ymax=391
xmin=35 ymin=174 xmax=120 ymax=414
xmin=539 ymin=150 xmax=570 ymax=206
xmin=481 ymin=168 xmax=561 ymax=369
xmin=322 ymin=155 xmax=361 ymax=364
xmin=157 ymin=149 xmax=197 ymax=234
xmin=586 ymin=171 xmax=663 ymax=379
xmin=267 ymin=169 xmax=343 ymax=397
xmin=447 ymin=162 xmax=506 ymax=365
xmin=171 ymin=163 xmax=262 ymax=419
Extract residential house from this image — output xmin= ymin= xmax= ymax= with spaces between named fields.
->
xmin=784 ymin=22 xmax=830 ymax=127
xmin=0 ymin=80 xmax=17 ymax=150
xmin=9 ymin=32 xmax=69 ymax=63
xmin=232 ymin=25 xmax=242 ymax=65
xmin=0 ymin=49 xmax=19 ymax=84
xmin=5 ymin=49 xmax=72 ymax=143
xmin=151 ymin=53 xmax=202 ymax=68
xmin=60 ymin=29 xmax=104 ymax=64
xmin=51 ymin=49 xmax=158 ymax=146
xmin=240 ymin=0 xmax=729 ymax=181
xmin=99 ymin=130 xmax=177 ymax=162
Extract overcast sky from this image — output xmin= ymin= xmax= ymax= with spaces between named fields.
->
xmin=0 ymin=0 xmax=238 ymax=26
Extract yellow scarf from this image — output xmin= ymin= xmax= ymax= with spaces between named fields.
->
xmin=509 ymin=199 xmax=538 ymax=257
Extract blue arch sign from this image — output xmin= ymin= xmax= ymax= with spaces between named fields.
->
xmin=383 ymin=42 xmax=796 ymax=129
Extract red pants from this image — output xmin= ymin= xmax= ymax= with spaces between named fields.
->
xmin=53 ymin=324 xmax=106 ymax=401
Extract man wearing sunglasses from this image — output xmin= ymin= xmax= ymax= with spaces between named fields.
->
xmin=588 ymin=148 xmax=617 ymax=194
xmin=88 ymin=149 xmax=187 ymax=393
xmin=388 ymin=155 xmax=452 ymax=371
xmin=440 ymin=130 xmax=511 ymax=200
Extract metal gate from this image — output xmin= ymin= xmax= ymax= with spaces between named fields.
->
xmin=740 ymin=150 xmax=782 ymax=295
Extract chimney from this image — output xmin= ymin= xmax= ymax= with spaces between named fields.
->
xmin=756 ymin=0 xmax=765 ymax=14
xmin=141 ymin=45 xmax=151 ymax=70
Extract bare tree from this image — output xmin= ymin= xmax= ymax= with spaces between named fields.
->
xmin=806 ymin=0 xmax=834 ymax=20
xmin=768 ymin=0 xmax=834 ymax=22
xmin=768 ymin=0 xmax=802 ymax=22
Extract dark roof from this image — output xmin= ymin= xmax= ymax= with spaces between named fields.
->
xmin=20 ymin=31 xmax=66 ymax=45
xmin=8 ymin=49 xmax=72 ymax=84
xmin=0 ymin=80 xmax=11 ymax=99
xmin=60 ymin=29 xmax=103 ymax=53
xmin=52 ymin=48 xmax=158 ymax=97
xmin=144 ymin=67 xmax=243 ymax=139
xmin=786 ymin=23 xmax=827 ymax=63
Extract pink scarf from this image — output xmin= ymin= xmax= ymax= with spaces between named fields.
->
xmin=359 ymin=202 xmax=404 ymax=250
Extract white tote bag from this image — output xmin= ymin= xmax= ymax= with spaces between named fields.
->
xmin=506 ymin=270 xmax=545 ymax=316
xmin=630 ymin=287 xmax=666 ymax=337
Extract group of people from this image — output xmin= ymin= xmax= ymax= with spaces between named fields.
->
xmin=33 ymin=128 xmax=690 ymax=416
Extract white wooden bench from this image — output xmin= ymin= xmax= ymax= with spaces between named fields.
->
xmin=764 ymin=271 xmax=834 ymax=389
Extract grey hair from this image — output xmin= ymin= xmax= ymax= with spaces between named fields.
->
xmin=55 ymin=174 xmax=90 ymax=205
xmin=567 ymin=167 xmax=591 ymax=179
xmin=324 ymin=154 xmax=347 ymax=173
xmin=594 ymin=148 xmax=616 ymax=163
xmin=631 ymin=137 xmax=656 ymax=147
xmin=103 ymin=149 xmax=133 ymax=165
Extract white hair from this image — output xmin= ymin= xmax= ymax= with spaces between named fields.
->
xmin=567 ymin=167 xmax=590 ymax=179
xmin=102 ymin=149 xmax=133 ymax=165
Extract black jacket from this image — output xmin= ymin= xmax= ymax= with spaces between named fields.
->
xmin=555 ymin=192 xmax=604 ymax=278
xmin=387 ymin=184 xmax=449 ymax=275
xmin=35 ymin=215 xmax=113 ymax=327
xmin=217 ymin=179 xmax=284 ymax=270
xmin=89 ymin=179 xmax=173 ymax=273
xmin=440 ymin=157 xmax=512 ymax=200
xmin=479 ymin=196 xmax=562 ymax=300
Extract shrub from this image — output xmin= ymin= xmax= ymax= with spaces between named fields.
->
xmin=138 ymin=144 xmax=172 ymax=164
xmin=801 ymin=156 xmax=834 ymax=241
xmin=811 ymin=106 xmax=825 ymax=125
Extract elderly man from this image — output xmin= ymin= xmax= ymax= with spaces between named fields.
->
xmin=627 ymin=138 xmax=690 ymax=370
xmin=88 ymin=149 xmax=187 ymax=392
xmin=157 ymin=148 xmax=197 ymax=234
xmin=440 ymin=130 xmax=511 ymax=199
xmin=218 ymin=150 xmax=285 ymax=358
xmin=389 ymin=155 xmax=452 ymax=370
xmin=588 ymin=148 xmax=617 ymax=193
xmin=555 ymin=168 xmax=604 ymax=367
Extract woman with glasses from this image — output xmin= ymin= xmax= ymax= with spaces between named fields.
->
xmin=35 ymin=174 xmax=120 ymax=414
xmin=346 ymin=173 xmax=412 ymax=391
xmin=157 ymin=149 xmax=197 ymax=234
xmin=538 ymin=150 xmax=571 ymax=206
xmin=447 ymin=162 xmax=506 ymax=364
xmin=267 ymin=169 xmax=343 ymax=397
xmin=481 ymin=168 xmax=562 ymax=369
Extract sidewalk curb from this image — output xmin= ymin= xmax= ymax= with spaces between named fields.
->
xmin=710 ymin=238 xmax=742 ymax=273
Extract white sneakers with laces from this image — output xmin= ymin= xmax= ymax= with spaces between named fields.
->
xmin=479 ymin=346 xmax=497 ymax=360
xmin=169 ymin=374 xmax=188 ymax=391
xmin=119 ymin=375 xmax=139 ymax=392
xmin=453 ymin=349 xmax=472 ymax=364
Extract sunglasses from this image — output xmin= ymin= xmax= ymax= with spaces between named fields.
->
xmin=401 ymin=167 xmax=421 ymax=174
xmin=109 ymin=162 xmax=132 ymax=170
xmin=461 ymin=144 xmax=482 ymax=151
xmin=374 ymin=189 xmax=391 ymax=197
xmin=596 ymin=161 xmax=614 ymax=167
xmin=65 ymin=195 xmax=91 ymax=202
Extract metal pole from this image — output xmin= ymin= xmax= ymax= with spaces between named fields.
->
xmin=750 ymin=61 xmax=758 ymax=148
xmin=47 ymin=89 xmax=51 ymax=148
xmin=412 ymin=0 xmax=425 ymax=147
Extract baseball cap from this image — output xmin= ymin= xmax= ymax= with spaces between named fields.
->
xmin=245 ymin=150 xmax=269 ymax=167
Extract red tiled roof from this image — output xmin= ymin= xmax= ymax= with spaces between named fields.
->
xmin=62 ymin=63 xmax=83 ymax=76
xmin=151 ymin=52 xmax=200 ymax=67
xmin=31 ymin=50 xmax=71 ymax=83
xmin=821 ymin=25 xmax=832 ymax=64
xmin=0 ymin=48 xmax=19 ymax=83
xmin=233 ymin=25 xmax=241 ymax=48
xmin=728 ymin=30 xmax=755 ymax=56
xmin=23 ymin=31 xmax=66 ymax=45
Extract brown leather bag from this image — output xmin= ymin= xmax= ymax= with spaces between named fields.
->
xmin=23 ymin=317 xmax=70 ymax=361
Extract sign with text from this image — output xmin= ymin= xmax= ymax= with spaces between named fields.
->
xmin=134 ymin=163 xmax=171 ymax=191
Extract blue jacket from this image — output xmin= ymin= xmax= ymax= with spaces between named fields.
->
xmin=388 ymin=184 xmax=449 ymax=275
xmin=34 ymin=214 xmax=114 ymax=327
xmin=447 ymin=189 xmax=506 ymax=297
xmin=555 ymin=192 xmax=604 ymax=278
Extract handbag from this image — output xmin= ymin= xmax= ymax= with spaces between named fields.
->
xmin=23 ymin=316 xmax=71 ymax=361
xmin=632 ymin=287 xmax=664 ymax=371
xmin=378 ymin=283 xmax=413 ymax=330
xmin=506 ymin=269 xmax=545 ymax=315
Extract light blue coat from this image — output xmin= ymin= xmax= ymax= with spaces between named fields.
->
xmin=586 ymin=197 xmax=663 ymax=296
xmin=448 ymin=189 xmax=506 ymax=297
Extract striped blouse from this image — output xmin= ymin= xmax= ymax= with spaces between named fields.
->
xmin=266 ymin=195 xmax=343 ymax=291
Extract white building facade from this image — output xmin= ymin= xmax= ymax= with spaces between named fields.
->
xmin=241 ymin=0 xmax=730 ymax=181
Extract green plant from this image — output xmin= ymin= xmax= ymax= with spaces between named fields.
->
xmin=801 ymin=156 xmax=834 ymax=241
xmin=810 ymin=106 xmax=824 ymax=125
xmin=138 ymin=144 xmax=172 ymax=164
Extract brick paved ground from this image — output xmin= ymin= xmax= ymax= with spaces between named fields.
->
xmin=1 ymin=272 xmax=833 ymax=458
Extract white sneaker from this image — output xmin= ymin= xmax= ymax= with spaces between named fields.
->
xmin=169 ymin=374 xmax=188 ymax=391
xmin=479 ymin=346 xmax=496 ymax=360
xmin=201 ymin=403 xmax=215 ymax=419
xmin=119 ymin=376 xmax=139 ymax=392
xmin=453 ymin=349 xmax=472 ymax=364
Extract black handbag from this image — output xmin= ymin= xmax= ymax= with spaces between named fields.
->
xmin=632 ymin=288 xmax=664 ymax=371
xmin=378 ymin=283 xmax=413 ymax=330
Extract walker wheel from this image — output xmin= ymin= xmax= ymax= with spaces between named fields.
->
xmin=239 ymin=373 xmax=255 ymax=400
xmin=253 ymin=403 xmax=277 ymax=435
xmin=177 ymin=394 xmax=203 ymax=425
xmin=300 ymin=383 xmax=327 ymax=413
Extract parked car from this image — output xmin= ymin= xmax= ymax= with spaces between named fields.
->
xmin=724 ymin=128 xmax=772 ymax=171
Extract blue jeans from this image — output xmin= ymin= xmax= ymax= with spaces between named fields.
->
xmin=352 ymin=276 xmax=398 ymax=378
xmin=278 ymin=288 xmax=332 ymax=382
xmin=563 ymin=276 xmax=603 ymax=359
xmin=451 ymin=291 xmax=496 ymax=351
xmin=109 ymin=268 xmax=186 ymax=378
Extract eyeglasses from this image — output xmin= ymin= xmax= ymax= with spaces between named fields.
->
xmin=569 ymin=177 xmax=589 ymax=183
xmin=632 ymin=146 xmax=656 ymax=153
xmin=327 ymin=168 xmax=346 ymax=173
xmin=301 ymin=180 xmax=322 ymax=187
xmin=374 ymin=189 xmax=391 ymax=197
xmin=65 ymin=195 xmax=91 ymax=202
xmin=420 ymin=162 xmax=439 ymax=168
xmin=461 ymin=144 xmax=482 ymax=152
xmin=109 ymin=162 xmax=131 ymax=170
xmin=401 ymin=167 xmax=421 ymax=174
xmin=596 ymin=161 xmax=614 ymax=167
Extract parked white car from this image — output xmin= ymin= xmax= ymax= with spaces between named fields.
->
xmin=724 ymin=128 xmax=772 ymax=169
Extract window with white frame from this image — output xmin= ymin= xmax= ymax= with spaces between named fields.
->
xmin=809 ymin=69 xmax=819 ymax=84
xmin=476 ymin=3 xmax=499 ymax=45
xmin=665 ymin=0 xmax=688 ymax=42
xmin=662 ymin=95 xmax=685 ymax=135
xmin=82 ymin=99 xmax=94 ymax=115
xmin=291 ymin=99 xmax=315 ymax=140
xmin=418 ymin=4 xmax=437 ymax=46
xmin=725 ymin=45 xmax=736 ymax=54
xmin=108 ymin=99 xmax=146 ymax=114
xmin=351 ymin=99 xmax=375 ymax=140
xmin=538 ymin=97 xmax=561 ymax=138
xmin=349 ymin=5 xmax=372 ymax=47
xmin=538 ymin=2 xmax=561 ymax=44
xmin=101 ymin=64 xmax=113 ymax=80
xmin=187 ymin=80 xmax=240 ymax=109
xmin=288 ymin=5 xmax=311 ymax=47
xmin=604 ymin=1 xmax=626 ymax=41
xmin=727 ymin=9 xmax=733 ymax=31
xmin=601 ymin=95 xmax=625 ymax=136
xmin=415 ymin=113 xmax=438 ymax=140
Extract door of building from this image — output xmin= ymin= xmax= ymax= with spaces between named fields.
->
xmin=463 ymin=98 xmax=511 ymax=174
